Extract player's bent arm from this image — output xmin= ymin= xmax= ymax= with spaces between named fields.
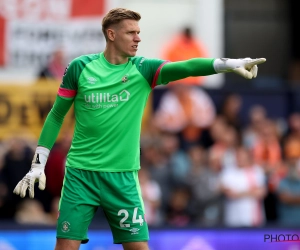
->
xmin=13 ymin=95 xmax=73 ymax=198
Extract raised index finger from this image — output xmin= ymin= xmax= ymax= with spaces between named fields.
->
xmin=245 ymin=58 xmax=266 ymax=67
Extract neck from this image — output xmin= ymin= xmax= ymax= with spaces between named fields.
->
xmin=103 ymin=47 xmax=128 ymax=65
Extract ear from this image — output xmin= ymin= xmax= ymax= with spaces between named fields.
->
xmin=107 ymin=29 xmax=115 ymax=41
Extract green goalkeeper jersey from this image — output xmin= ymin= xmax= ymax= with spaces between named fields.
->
xmin=57 ymin=52 xmax=168 ymax=172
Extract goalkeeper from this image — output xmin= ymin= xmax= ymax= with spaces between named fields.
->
xmin=13 ymin=7 xmax=266 ymax=250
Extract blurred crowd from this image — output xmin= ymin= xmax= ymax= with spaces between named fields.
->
xmin=1 ymin=87 xmax=300 ymax=229
xmin=140 ymin=88 xmax=300 ymax=228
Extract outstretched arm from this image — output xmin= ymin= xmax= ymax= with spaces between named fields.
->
xmin=159 ymin=58 xmax=216 ymax=83
xmin=158 ymin=57 xmax=266 ymax=84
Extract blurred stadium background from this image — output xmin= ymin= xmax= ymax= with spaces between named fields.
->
xmin=1 ymin=0 xmax=300 ymax=249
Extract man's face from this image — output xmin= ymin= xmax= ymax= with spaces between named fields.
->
xmin=112 ymin=19 xmax=141 ymax=57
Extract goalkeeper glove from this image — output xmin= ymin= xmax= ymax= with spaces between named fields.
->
xmin=13 ymin=146 xmax=49 ymax=198
xmin=213 ymin=57 xmax=266 ymax=79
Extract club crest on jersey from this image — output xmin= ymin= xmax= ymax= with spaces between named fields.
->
xmin=122 ymin=74 xmax=129 ymax=83
xmin=61 ymin=221 xmax=71 ymax=233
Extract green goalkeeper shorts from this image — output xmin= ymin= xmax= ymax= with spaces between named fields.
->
xmin=56 ymin=167 xmax=149 ymax=244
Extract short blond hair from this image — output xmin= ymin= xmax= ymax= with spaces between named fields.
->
xmin=102 ymin=8 xmax=141 ymax=40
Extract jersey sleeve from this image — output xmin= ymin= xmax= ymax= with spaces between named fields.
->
xmin=58 ymin=58 xmax=81 ymax=99
xmin=158 ymin=58 xmax=216 ymax=84
xmin=132 ymin=57 xmax=169 ymax=88
xmin=58 ymin=54 xmax=100 ymax=99
xmin=39 ymin=54 xmax=99 ymax=149
xmin=38 ymin=96 xmax=73 ymax=149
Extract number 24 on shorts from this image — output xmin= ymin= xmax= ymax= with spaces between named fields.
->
xmin=118 ymin=207 xmax=144 ymax=227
